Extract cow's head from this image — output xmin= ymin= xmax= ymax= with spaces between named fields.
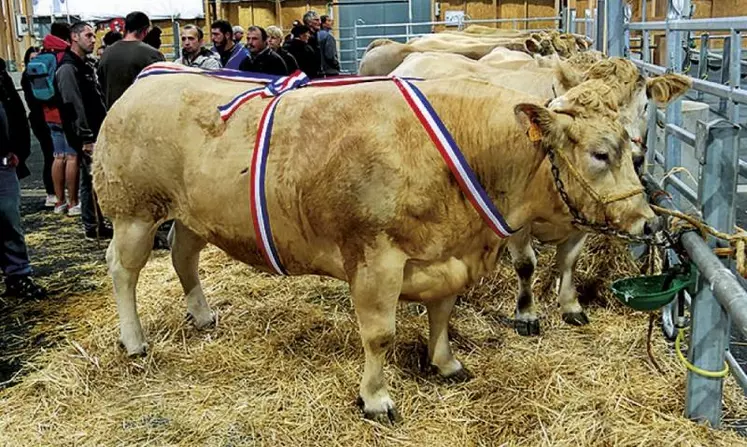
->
xmin=582 ymin=58 xmax=692 ymax=174
xmin=515 ymin=82 xmax=659 ymax=236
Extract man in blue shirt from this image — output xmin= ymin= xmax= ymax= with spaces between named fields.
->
xmin=211 ymin=20 xmax=249 ymax=70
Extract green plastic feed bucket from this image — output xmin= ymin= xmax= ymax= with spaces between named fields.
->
xmin=610 ymin=265 xmax=695 ymax=312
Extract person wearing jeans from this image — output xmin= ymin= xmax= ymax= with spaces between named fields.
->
xmin=57 ymin=22 xmax=111 ymax=239
xmin=0 ymin=58 xmax=46 ymax=299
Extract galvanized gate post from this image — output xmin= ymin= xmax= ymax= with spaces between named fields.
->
xmin=595 ymin=0 xmax=606 ymax=52
xmin=696 ymin=34 xmax=709 ymax=101
xmin=719 ymin=36 xmax=731 ymax=114
xmin=570 ymin=9 xmax=577 ymax=34
xmin=172 ymin=20 xmax=181 ymax=62
xmin=606 ymin=0 xmax=624 ymax=57
xmin=353 ymin=21 xmax=359 ymax=72
xmin=686 ymin=119 xmax=740 ymax=428
xmin=727 ymin=30 xmax=742 ymax=122
xmin=663 ymin=0 xmax=688 ymax=207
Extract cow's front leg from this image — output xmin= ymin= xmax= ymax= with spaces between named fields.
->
xmin=556 ymin=232 xmax=590 ymax=326
xmin=507 ymin=233 xmax=540 ymax=336
xmin=349 ymin=242 xmax=406 ymax=424
xmin=426 ymin=296 xmax=472 ymax=381
xmin=107 ymin=218 xmax=158 ymax=356
xmin=168 ymin=220 xmax=214 ymax=328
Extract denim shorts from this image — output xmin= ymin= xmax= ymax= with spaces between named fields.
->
xmin=48 ymin=124 xmax=77 ymax=157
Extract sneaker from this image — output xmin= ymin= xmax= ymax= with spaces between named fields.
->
xmin=67 ymin=204 xmax=82 ymax=216
xmin=2 ymin=275 xmax=47 ymax=299
xmin=85 ymin=226 xmax=114 ymax=240
xmin=53 ymin=203 xmax=68 ymax=214
xmin=45 ymin=195 xmax=57 ymax=207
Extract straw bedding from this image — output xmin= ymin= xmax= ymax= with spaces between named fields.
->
xmin=1 ymin=209 xmax=746 ymax=446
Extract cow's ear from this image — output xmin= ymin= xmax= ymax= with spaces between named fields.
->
xmin=646 ymin=74 xmax=692 ymax=107
xmin=515 ymin=103 xmax=561 ymax=144
xmin=525 ymin=38 xmax=541 ymax=54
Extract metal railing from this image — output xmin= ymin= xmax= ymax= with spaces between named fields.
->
xmin=618 ymin=0 xmax=747 ymax=428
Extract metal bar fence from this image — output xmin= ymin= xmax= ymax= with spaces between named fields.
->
xmin=623 ymin=5 xmax=747 ymax=428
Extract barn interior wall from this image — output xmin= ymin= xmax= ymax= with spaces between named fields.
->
xmin=434 ymin=0 xmax=556 ymax=31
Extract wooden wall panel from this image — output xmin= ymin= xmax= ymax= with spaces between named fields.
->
xmin=466 ymin=0 xmax=495 ymax=21
xmin=499 ymin=0 xmax=526 ymax=29
xmin=527 ymin=0 xmax=555 ymax=29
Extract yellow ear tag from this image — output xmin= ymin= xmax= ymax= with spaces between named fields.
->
xmin=528 ymin=123 xmax=542 ymax=142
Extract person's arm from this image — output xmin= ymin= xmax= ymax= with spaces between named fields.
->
xmin=2 ymin=71 xmax=30 ymax=165
xmin=325 ymin=35 xmax=340 ymax=70
xmin=97 ymin=59 xmax=108 ymax=108
xmin=204 ymin=55 xmax=222 ymax=70
xmin=152 ymin=47 xmax=166 ymax=63
xmin=273 ymin=54 xmax=288 ymax=76
xmin=57 ymin=64 xmax=95 ymax=148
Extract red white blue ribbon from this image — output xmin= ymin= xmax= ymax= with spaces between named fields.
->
xmin=249 ymin=95 xmax=287 ymax=275
xmin=218 ymin=70 xmax=311 ymax=121
xmin=139 ymin=64 xmax=517 ymax=275
xmin=391 ymin=78 xmax=515 ymax=238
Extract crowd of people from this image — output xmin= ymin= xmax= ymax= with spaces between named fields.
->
xmin=1 ymin=10 xmax=339 ymax=300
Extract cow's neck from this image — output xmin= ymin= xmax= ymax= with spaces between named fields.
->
xmin=464 ymin=135 xmax=554 ymax=234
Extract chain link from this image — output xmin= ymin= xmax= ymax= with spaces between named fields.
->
xmin=547 ymin=149 xmax=673 ymax=247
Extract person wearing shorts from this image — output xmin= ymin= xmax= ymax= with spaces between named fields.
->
xmin=49 ymin=122 xmax=80 ymax=216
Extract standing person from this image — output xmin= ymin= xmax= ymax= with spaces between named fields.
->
xmin=177 ymin=25 xmax=221 ymax=69
xmin=20 ymin=47 xmax=56 ymax=207
xmin=56 ymin=22 xmax=112 ymax=239
xmin=211 ymin=20 xmax=249 ymax=70
xmin=98 ymin=11 xmax=165 ymax=110
xmin=232 ymin=25 xmax=245 ymax=46
xmin=302 ymin=10 xmax=322 ymax=77
xmin=29 ymin=23 xmax=80 ymax=215
xmin=283 ymin=25 xmax=318 ymax=78
xmin=0 ymin=57 xmax=46 ymax=299
xmin=239 ymin=26 xmax=288 ymax=76
xmin=318 ymin=15 xmax=340 ymax=76
xmin=143 ymin=26 xmax=163 ymax=50
xmin=266 ymin=26 xmax=298 ymax=73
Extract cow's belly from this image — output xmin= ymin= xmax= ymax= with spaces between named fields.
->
xmin=400 ymin=243 xmax=503 ymax=301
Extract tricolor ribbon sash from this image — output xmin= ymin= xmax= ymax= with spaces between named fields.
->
xmin=138 ymin=64 xmax=517 ymax=275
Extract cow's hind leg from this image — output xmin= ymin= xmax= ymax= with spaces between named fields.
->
xmin=426 ymin=296 xmax=472 ymax=382
xmin=507 ymin=233 xmax=540 ymax=336
xmin=557 ymin=232 xmax=589 ymax=326
xmin=107 ymin=217 xmax=159 ymax=356
xmin=349 ymin=241 xmax=406 ymax=424
xmin=168 ymin=220 xmax=214 ymax=328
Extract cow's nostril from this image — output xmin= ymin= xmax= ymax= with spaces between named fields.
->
xmin=644 ymin=222 xmax=653 ymax=235
xmin=643 ymin=217 xmax=661 ymax=236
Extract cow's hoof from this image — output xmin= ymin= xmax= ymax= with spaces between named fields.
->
xmin=119 ymin=339 xmax=148 ymax=357
xmin=187 ymin=311 xmax=216 ymax=330
xmin=514 ymin=319 xmax=541 ymax=336
xmin=562 ymin=311 xmax=590 ymax=326
xmin=356 ymin=396 xmax=401 ymax=425
xmin=440 ymin=365 xmax=474 ymax=383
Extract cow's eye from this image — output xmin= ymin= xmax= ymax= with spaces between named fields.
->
xmin=592 ymin=152 xmax=609 ymax=163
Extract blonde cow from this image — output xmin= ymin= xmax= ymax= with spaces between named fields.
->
xmin=358 ymin=36 xmax=540 ymax=75
xmin=95 ymin=65 xmax=657 ymax=422
xmin=390 ymin=55 xmax=691 ymax=333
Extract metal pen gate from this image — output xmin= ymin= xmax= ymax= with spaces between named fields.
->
xmin=603 ymin=0 xmax=747 ymax=428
